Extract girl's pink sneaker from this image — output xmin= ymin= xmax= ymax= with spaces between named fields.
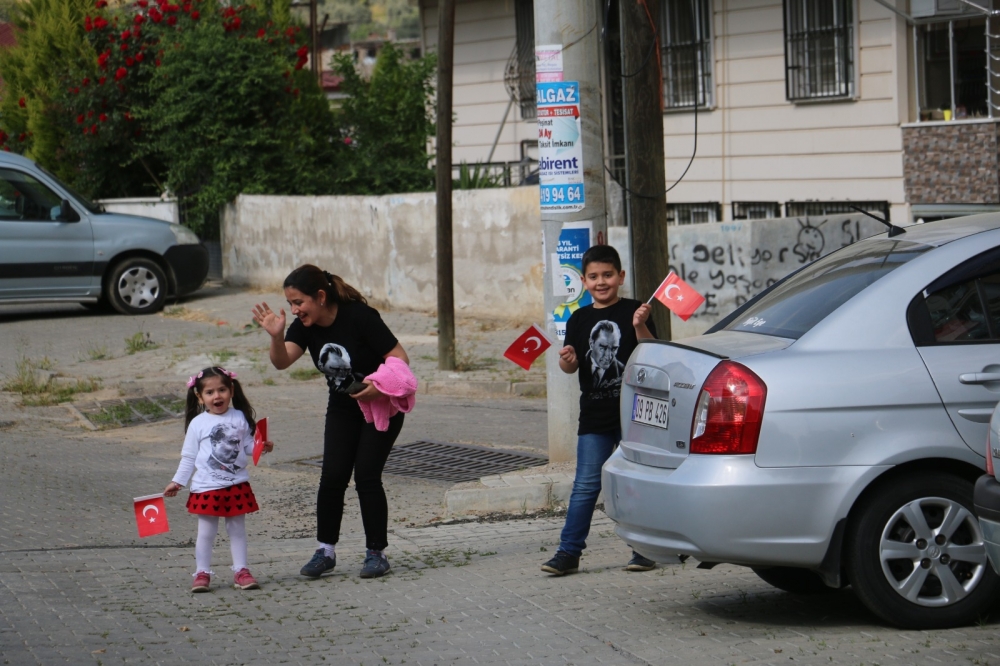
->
xmin=233 ymin=568 xmax=259 ymax=590
xmin=191 ymin=572 xmax=211 ymax=593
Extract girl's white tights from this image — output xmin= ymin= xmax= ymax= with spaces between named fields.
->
xmin=195 ymin=514 xmax=248 ymax=574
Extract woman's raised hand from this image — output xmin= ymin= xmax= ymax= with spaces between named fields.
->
xmin=252 ymin=302 xmax=286 ymax=338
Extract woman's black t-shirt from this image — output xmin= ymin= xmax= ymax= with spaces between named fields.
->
xmin=284 ymin=300 xmax=398 ymax=408
xmin=564 ymin=298 xmax=656 ymax=435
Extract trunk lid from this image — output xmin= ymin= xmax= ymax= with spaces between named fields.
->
xmin=620 ymin=333 xmax=792 ymax=469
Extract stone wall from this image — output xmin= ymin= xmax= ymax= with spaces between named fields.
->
xmin=222 ymin=189 xmax=884 ymax=337
xmin=903 ymin=120 xmax=1000 ymax=204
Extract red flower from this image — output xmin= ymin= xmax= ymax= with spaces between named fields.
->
xmin=94 ymin=16 xmax=108 ymax=29
xmin=121 ymin=29 xmax=131 ymax=40
xmin=296 ymin=45 xmax=308 ymax=58
xmin=98 ymin=51 xmax=110 ymax=69
xmin=124 ymin=111 xmax=133 ymax=121
xmin=294 ymin=59 xmax=305 ymax=70
xmin=18 ymin=97 xmax=24 ymax=108
xmin=76 ymin=114 xmax=85 ymax=124
xmin=0 ymin=131 xmax=7 ymax=143
xmin=82 ymin=77 xmax=91 ymax=87
xmin=134 ymin=14 xmax=145 ymax=25
xmin=136 ymin=52 xmax=145 ymax=62
xmin=154 ymin=59 xmax=161 ymax=67
xmin=18 ymin=133 xmax=25 ymax=142
xmin=133 ymin=27 xmax=142 ymax=39
xmin=87 ymin=110 xmax=94 ymax=118
xmin=99 ymin=113 xmax=108 ymax=122
xmin=125 ymin=56 xmax=135 ymax=66
xmin=137 ymin=0 xmax=149 ymax=6
xmin=257 ymin=28 xmax=266 ymax=38
xmin=120 ymin=43 xmax=128 ymax=51
xmin=190 ymin=10 xmax=199 ymax=19
xmin=85 ymin=16 xmax=93 ymax=32
xmin=115 ymin=67 xmax=127 ymax=81
xmin=221 ymin=7 xmax=235 ymax=17
xmin=98 ymin=76 xmax=107 ymax=85
xmin=95 ymin=0 xmax=108 ymax=7
xmin=292 ymin=88 xmax=299 ymax=97
xmin=149 ymin=7 xmax=162 ymax=22
xmin=165 ymin=3 xmax=179 ymax=11
xmin=167 ymin=15 xmax=177 ymax=25
xmin=91 ymin=124 xmax=99 ymax=135
xmin=344 ymin=137 xmax=353 ymax=145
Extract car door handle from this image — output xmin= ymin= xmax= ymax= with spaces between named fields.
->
xmin=959 ymin=373 xmax=1000 ymax=384
xmin=958 ymin=408 xmax=995 ymax=423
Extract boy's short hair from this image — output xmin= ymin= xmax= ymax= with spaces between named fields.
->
xmin=581 ymin=244 xmax=622 ymax=272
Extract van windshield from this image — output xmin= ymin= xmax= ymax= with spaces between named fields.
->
xmin=36 ymin=165 xmax=104 ymax=215
xmin=720 ymin=238 xmax=930 ymax=339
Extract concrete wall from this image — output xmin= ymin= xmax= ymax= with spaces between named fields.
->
xmin=903 ymin=119 xmax=1000 ymax=204
xmin=221 ymin=187 xmax=546 ymax=321
xmin=96 ymin=198 xmax=179 ymax=224
xmin=223 ymin=188 xmax=884 ymax=337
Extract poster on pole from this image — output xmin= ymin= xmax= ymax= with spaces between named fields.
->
xmin=535 ymin=44 xmax=563 ymax=82
xmin=536 ymin=81 xmax=584 ymax=213
xmin=552 ymin=221 xmax=593 ymax=340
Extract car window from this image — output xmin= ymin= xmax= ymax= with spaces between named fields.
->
xmin=908 ymin=247 xmax=1000 ymax=346
xmin=925 ymin=280 xmax=989 ymax=342
xmin=720 ymin=239 xmax=930 ymax=339
xmin=35 ymin=164 xmax=103 ymax=215
xmin=0 ymin=168 xmax=63 ymax=222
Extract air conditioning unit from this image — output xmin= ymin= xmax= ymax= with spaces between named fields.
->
xmin=912 ymin=0 xmax=982 ymax=18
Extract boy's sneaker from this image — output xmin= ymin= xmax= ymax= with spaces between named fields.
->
xmin=626 ymin=551 xmax=656 ymax=572
xmin=191 ymin=571 xmax=211 ymax=593
xmin=360 ymin=549 xmax=391 ymax=578
xmin=540 ymin=551 xmax=579 ymax=576
xmin=300 ymin=548 xmax=336 ymax=578
xmin=233 ymin=568 xmax=260 ymax=590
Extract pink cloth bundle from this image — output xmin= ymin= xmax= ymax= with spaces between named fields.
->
xmin=358 ymin=357 xmax=418 ymax=431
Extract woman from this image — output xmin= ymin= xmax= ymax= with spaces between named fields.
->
xmin=252 ymin=265 xmax=409 ymax=579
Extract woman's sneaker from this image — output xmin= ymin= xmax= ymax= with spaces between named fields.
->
xmin=300 ymin=548 xmax=337 ymax=578
xmin=233 ymin=568 xmax=260 ymax=590
xmin=191 ymin=571 xmax=211 ymax=593
xmin=360 ymin=549 xmax=391 ymax=578
xmin=540 ymin=551 xmax=579 ymax=576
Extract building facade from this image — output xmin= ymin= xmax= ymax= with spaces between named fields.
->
xmin=418 ymin=0 xmax=1000 ymax=224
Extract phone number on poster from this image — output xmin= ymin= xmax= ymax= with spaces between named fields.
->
xmin=540 ymin=184 xmax=584 ymax=209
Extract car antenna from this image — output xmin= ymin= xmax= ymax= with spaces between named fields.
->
xmin=848 ymin=205 xmax=906 ymax=237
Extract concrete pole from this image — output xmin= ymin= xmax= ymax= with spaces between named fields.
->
xmin=435 ymin=0 xmax=457 ymax=370
xmin=533 ymin=0 xmax=607 ymax=462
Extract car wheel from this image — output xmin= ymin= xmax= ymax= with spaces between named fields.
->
xmin=751 ymin=567 xmax=834 ymax=594
xmin=846 ymin=472 xmax=1000 ymax=629
xmin=106 ymin=257 xmax=167 ymax=315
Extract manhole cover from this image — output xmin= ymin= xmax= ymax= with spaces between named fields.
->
xmin=301 ymin=440 xmax=548 ymax=483
xmin=76 ymin=394 xmax=186 ymax=429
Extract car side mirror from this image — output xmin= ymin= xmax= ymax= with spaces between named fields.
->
xmin=58 ymin=199 xmax=80 ymax=222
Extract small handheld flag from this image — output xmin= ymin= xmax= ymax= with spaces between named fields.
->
xmin=133 ymin=494 xmax=169 ymax=538
xmin=503 ymin=324 xmax=553 ymax=370
xmin=649 ymin=272 xmax=706 ymax=321
xmin=253 ymin=417 xmax=268 ymax=466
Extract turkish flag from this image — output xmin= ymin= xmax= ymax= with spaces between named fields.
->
xmin=651 ymin=272 xmax=705 ymax=321
xmin=253 ymin=417 xmax=268 ymax=466
xmin=503 ymin=324 xmax=553 ymax=370
xmin=133 ymin=494 xmax=169 ymax=538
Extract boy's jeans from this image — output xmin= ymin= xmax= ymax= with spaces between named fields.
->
xmin=558 ymin=428 xmax=620 ymax=557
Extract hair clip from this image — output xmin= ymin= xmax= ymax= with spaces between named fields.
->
xmin=186 ymin=370 xmax=204 ymax=389
xmin=216 ymin=367 xmax=237 ymax=380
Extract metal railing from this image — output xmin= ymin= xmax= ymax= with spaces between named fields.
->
xmin=450 ymin=160 xmax=537 ymax=189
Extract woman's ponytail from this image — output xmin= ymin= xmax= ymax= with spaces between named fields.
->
xmin=283 ymin=265 xmax=366 ymax=305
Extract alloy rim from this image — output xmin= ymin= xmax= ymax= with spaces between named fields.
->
xmin=879 ymin=496 xmax=988 ymax=607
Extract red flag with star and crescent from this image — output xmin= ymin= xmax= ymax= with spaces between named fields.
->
xmin=133 ymin=494 xmax=170 ymax=538
xmin=650 ymin=272 xmax=706 ymax=321
xmin=503 ymin=324 xmax=553 ymax=370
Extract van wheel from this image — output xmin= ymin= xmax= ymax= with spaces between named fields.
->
xmin=751 ymin=567 xmax=834 ymax=594
xmin=846 ymin=472 xmax=999 ymax=629
xmin=106 ymin=258 xmax=166 ymax=315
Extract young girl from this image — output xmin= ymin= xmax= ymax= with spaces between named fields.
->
xmin=164 ymin=366 xmax=274 ymax=593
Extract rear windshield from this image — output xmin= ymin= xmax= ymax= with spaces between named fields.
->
xmin=721 ymin=238 xmax=930 ymax=339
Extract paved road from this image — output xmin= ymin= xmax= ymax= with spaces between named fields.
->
xmin=2 ymin=291 xmax=1000 ymax=664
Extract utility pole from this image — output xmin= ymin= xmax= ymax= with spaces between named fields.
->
xmin=435 ymin=0 xmax=457 ymax=370
xmin=534 ymin=0 xmax=607 ymax=462
xmin=309 ymin=0 xmax=318 ymax=76
xmin=620 ymin=0 xmax=670 ymax=339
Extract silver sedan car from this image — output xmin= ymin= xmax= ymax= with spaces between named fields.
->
xmin=604 ymin=215 xmax=1000 ymax=629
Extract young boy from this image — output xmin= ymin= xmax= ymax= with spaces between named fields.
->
xmin=541 ymin=244 xmax=657 ymax=576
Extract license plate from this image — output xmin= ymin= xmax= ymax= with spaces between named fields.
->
xmin=632 ymin=393 xmax=669 ymax=429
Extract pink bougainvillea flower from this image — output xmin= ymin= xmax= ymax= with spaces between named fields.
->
xmin=99 ymin=113 xmax=107 ymax=122
xmin=114 ymin=67 xmax=127 ymax=81
xmin=18 ymin=97 xmax=24 ymax=108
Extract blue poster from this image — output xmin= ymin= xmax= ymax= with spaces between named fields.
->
xmin=536 ymin=81 xmax=585 ymax=213
xmin=553 ymin=222 xmax=592 ymax=340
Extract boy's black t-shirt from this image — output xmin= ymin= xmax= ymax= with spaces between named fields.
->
xmin=284 ymin=300 xmax=398 ymax=408
xmin=564 ymin=298 xmax=656 ymax=435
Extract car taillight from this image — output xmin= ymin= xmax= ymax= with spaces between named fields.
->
xmin=690 ymin=361 xmax=767 ymax=454
xmin=987 ymin=432 xmax=995 ymax=476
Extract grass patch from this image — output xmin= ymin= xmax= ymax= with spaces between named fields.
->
xmin=132 ymin=399 xmax=166 ymax=419
xmin=289 ymin=367 xmax=322 ymax=381
xmin=84 ymin=343 xmax=110 ymax=361
xmin=212 ymin=350 xmax=237 ymax=364
xmin=89 ymin=403 xmax=136 ymax=427
xmin=262 ymin=378 xmax=276 ymax=386
xmin=4 ymin=357 xmax=101 ymax=405
xmin=125 ymin=331 xmax=157 ymax=355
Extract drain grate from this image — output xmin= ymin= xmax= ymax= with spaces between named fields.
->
xmin=76 ymin=394 xmax=186 ymax=429
xmin=301 ymin=440 xmax=548 ymax=483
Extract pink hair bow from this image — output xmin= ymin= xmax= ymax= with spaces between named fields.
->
xmin=186 ymin=371 xmax=204 ymax=388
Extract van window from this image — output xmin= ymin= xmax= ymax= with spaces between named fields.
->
xmin=0 ymin=168 xmax=64 ymax=222
xmin=721 ymin=239 xmax=930 ymax=339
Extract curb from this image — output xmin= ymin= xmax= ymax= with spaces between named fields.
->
xmin=422 ymin=381 xmax=546 ymax=397
xmin=445 ymin=473 xmax=602 ymax=516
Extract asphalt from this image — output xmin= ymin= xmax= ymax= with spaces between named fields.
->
xmin=2 ymin=285 xmax=1000 ymax=665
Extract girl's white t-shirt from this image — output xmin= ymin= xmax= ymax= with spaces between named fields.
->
xmin=172 ymin=408 xmax=254 ymax=492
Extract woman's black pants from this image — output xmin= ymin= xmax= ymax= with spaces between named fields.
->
xmin=316 ymin=405 xmax=404 ymax=551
